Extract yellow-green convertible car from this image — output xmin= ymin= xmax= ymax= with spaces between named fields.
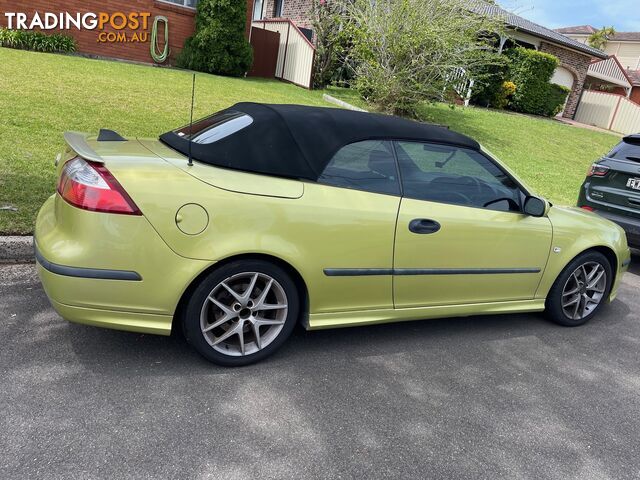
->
xmin=35 ymin=103 xmax=631 ymax=366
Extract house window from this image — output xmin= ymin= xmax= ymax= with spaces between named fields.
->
xmin=253 ymin=0 xmax=264 ymax=20
xmin=275 ymin=0 xmax=284 ymax=17
xmin=159 ymin=0 xmax=198 ymax=8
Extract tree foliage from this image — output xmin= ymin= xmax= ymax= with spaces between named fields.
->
xmin=345 ymin=0 xmax=505 ymax=116
xmin=588 ymin=26 xmax=615 ymax=50
xmin=177 ymin=0 xmax=252 ymax=77
xmin=309 ymin=0 xmax=355 ymax=89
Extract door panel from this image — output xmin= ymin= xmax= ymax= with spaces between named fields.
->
xmin=393 ymin=198 xmax=552 ymax=308
xmin=303 ymin=183 xmax=399 ymax=312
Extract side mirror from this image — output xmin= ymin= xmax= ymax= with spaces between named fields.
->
xmin=523 ymin=196 xmax=546 ymax=217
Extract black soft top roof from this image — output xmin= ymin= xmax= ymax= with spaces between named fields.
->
xmin=160 ymin=102 xmax=480 ymax=181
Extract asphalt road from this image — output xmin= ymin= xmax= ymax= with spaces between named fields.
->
xmin=1 ymin=257 xmax=639 ymax=480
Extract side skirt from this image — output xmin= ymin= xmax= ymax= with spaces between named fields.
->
xmin=306 ymin=299 xmax=546 ymax=330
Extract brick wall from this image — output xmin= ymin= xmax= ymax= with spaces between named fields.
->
xmin=0 ymin=0 xmax=254 ymax=65
xmin=631 ymin=87 xmax=640 ymax=105
xmin=538 ymin=41 xmax=593 ymax=119
xmin=261 ymin=0 xmax=313 ymax=30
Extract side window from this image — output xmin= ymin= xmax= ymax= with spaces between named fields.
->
xmin=318 ymin=140 xmax=400 ymax=196
xmin=395 ymin=141 xmax=522 ymax=211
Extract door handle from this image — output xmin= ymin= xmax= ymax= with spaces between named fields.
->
xmin=409 ymin=218 xmax=441 ymax=234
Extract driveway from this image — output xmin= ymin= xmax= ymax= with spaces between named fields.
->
xmin=1 ymin=257 xmax=639 ymax=480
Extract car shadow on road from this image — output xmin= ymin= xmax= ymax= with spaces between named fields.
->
xmin=64 ymin=293 xmax=631 ymax=375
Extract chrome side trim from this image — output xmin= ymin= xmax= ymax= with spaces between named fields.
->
xmin=35 ymin=247 xmax=142 ymax=281
xmin=324 ymin=267 xmax=541 ymax=277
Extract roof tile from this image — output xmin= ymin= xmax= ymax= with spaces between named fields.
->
xmin=471 ymin=3 xmax=607 ymax=58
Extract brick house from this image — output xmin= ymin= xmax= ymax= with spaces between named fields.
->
xmin=253 ymin=0 xmax=609 ymax=118
xmin=557 ymin=26 xmax=640 ymax=105
xmin=0 ymin=0 xmax=254 ymax=65
xmin=470 ymin=3 xmax=608 ymax=119
xmin=253 ymin=0 xmax=312 ymax=32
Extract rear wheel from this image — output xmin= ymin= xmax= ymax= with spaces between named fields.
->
xmin=183 ymin=260 xmax=299 ymax=366
xmin=545 ymin=251 xmax=612 ymax=326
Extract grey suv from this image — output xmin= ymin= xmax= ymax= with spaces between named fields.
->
xmin=578 ymin=134 xmax=640 ymax=248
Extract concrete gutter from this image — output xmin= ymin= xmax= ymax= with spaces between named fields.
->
xmin=0 ymin=236 xmax=34 ymax=264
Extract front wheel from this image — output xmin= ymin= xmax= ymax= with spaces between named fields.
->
xmin=182 ymin=260 xmax=300 ymax=366
xmin=545 ymin=251 xmax=612 ymax=327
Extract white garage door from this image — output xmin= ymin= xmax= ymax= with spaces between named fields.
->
xmin=551 ymin=66 xmax=575 ymax=89
xmin=551 ymin=66 xmax=575 ymax=116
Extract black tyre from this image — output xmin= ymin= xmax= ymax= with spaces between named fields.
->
xmin=545 ymin=251 xmax=613 ymax=327
xmin=182 ymin=259 xmax=300 ymax=366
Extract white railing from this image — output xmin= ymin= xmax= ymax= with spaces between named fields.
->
xmin=448 ymin=67 xmax=475 ymax=107
xmin=588 ymin=57 xmax=632 ymax=90
xmin=252 ymin=20 xmax=315 ymax=89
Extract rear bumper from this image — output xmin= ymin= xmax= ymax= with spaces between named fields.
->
xmin=35 ymin=194 xmax=212 ymax=335
xmin=47 ymin=294 xmax=173 ymax=336
xmin=592 ymin=208 xmax=640 ymax=247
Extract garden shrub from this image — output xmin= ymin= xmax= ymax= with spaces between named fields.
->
xmin=508 ymin=47 xmax=568 ymax=117
xmin=470 ymin=60 xmax=511 ymax=108
xmin=544 ymin=83 xmax=571 ymax=116
xmin=177 ymin=0 xmax=252 ymax=77
xmin=493 ymin=81 xmax=516 ymax=109
xmin=347 ymin=0 xmax=505 ymax=116
xmin=0 ymin=28 xmax=76 ymax=54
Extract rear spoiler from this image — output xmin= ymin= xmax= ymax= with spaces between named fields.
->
xmin=623 ymin=134 xmax=640 ymax=145
xmin=64 ymin=132 xmax=104 ymax=163
xmin=64 ymin=129 xmax=128 ymax=164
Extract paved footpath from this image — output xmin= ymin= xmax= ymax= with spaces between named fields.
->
xmin=1 ymin=258 xmax=639 ymax=480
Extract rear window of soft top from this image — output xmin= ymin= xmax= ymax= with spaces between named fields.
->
xmin=173 ymin=111 xmax=253 ymax=144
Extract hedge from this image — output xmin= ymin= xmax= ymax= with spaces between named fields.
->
xmin=0 ymin=28 xmax=76 ymax=54
xmin=508 ymin=47 xmax=569 ymax=117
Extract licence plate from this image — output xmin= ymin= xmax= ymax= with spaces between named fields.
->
xmin=626 ymin=178 xmax=640 ymax=190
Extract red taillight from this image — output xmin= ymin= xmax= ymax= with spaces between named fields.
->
xmin=581 ymin=206 xmax=595 ymax=211
xmin=57 ymin=157 xmax=141 ymax=215
xmin=587 ymin=163 xmax=609 ymax=177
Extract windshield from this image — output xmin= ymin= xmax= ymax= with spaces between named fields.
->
xmin=173 ymin=111 xmax=253 ymax=144
xmin=608 ymin=138 xmax=640 ymax=162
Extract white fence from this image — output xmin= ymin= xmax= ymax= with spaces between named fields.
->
xmin=251 ymin=20 xmax=315 ymax=89
xmin=575 ymin=90 xmax=640 ymax=134
xmin=448 ymin=67 xmax=474 ymax=107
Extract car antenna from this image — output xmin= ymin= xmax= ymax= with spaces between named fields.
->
xmin=187 ymin=73 xmax=196 ymax=167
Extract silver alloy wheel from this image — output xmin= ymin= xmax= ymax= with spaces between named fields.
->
xmin=561 ymin=261 xmax=607 ymax=320
xmin=200 ymin=272 xmax=288 ymax=357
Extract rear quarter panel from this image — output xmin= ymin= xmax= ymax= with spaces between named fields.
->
xmin=110 ymin=154 xmax=400 ymax=315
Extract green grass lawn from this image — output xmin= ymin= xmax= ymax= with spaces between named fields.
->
xmin=0 ymin=47 xmax=621 ymax=234
xmin=0 ymin=48 xmax=328 ymax=234
xmin=329 ymin=87 xmax=621 ymax=205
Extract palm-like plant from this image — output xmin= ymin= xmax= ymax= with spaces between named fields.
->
xmin=588 ymin=26 xmax=615 ymax=50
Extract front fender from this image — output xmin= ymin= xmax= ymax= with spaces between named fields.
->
xmin=535 ymin=206 xmax=631 ymax=301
